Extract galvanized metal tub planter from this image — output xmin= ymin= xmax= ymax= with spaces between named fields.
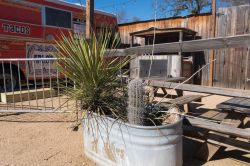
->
xmin=83 ymin=115 xmax=183 ymax=166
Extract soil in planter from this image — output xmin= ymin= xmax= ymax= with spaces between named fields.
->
xmin=123 ymin=103 xmax=181 ymax=126
xmin=87 ymin=89 xmax=181 ymax=127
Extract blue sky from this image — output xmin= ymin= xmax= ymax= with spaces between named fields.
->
xmin=65 ymin=1 xmax=246 ymax=23
xmin=66 ymin=0 xmax=155 ymax=22
xmin=66 ymin=0 xmax=216 ymax=23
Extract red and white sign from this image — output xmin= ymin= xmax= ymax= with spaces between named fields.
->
xmin=26 ymin=42 xmax=57 ymax=76
xmin=0 ymin=19 xmax=43 ymax=38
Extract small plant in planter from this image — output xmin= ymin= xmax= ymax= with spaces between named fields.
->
xmin=56 ymin=30 xmax=183 ymax=166
xmin=55 ymin=30 xmax=129 ymax=120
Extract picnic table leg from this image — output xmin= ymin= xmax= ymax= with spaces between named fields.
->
xmin=176 ymin=89 xmax=183 ymax=97
xmin=154 ymin=87 xmax=159 ymax=96
xmin=149 ymin=86 xmax=154 ymax=102
xmin=182 ymin=103 xmax=192 ymax=113
xmin=175 ymin=89 xmax=192 ymax=112
xmin=175 ymin=89 xmax=185 ymax=111
xmin=161 ymin=87 xmax=168 ymax=95
xmin=195 ymin=111 xmax=245 ymax=161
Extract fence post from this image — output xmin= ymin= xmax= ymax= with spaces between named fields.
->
xmin=245 ymin=47 xmax=250 ymax=88
xmin=86 ymin=0 xmax=94 ymax=39
xmin=209 ymin=0 xmax=217 ymax=86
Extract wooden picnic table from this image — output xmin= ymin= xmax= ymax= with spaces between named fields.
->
xmin=144 ymin=76 xmax=186 ymax=96
xmin=144 ymin=76 xmax=205 ymax=112
xmin=142 ymin=77 xmax=250 ymax=159
xmin=144 ymin=76 xmax=186 ymax=82
xmin=216 ymin=97 xmax=250 ymax=115
xmin=185 ymin=97 xmax=250 ymax=161
xmin=144 ymin=78 xmax=250 ymax=159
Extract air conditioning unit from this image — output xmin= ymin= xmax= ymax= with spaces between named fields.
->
xmin=130 ymin=55 xmax=182 ymax=79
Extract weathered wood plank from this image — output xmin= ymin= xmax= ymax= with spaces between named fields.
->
xmin=118 ymin=14 xmax=210 ymax=44
xmin=145 ymin=76 xmax=186 ymax=82
xmin=149 ymin=81 xmax=250 ymax=98
xmin=184 ymin=127 xmax=250 ymax=152
xmin=162 ymin=95 xmax=203 ymax=106
xmin=185 ymin=116 xmax=250 ymax=139
xmin=246 ymin=48 xmax=250 ymax=90
xmin=199 ymin=110 xmax=228 ymax=121
xmin=0 ymin=88 xmax=57 ymax=103
xmin=105 ymin=34 xmax=250 ymax=56
xmin=206 ymin=133 xmax=250 ymax=152
xmin=193 ymin=109 xmax=246 ymax=161
xmin=221 ymin=119 xmax=242 ymax=128
xmin=125 ymin=35 xmax=250 ymax=55
xmin=216 ymin=97 xmax=250 ymax=114
xmin=0 ymin=109 xmax=66 ymax=113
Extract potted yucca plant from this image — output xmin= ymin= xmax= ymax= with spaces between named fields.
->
xmin=55 ymin=30 xmax=183 ymax=166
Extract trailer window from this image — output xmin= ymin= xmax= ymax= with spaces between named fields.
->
xmin=45 ymin=7 xmax=71 ymax=28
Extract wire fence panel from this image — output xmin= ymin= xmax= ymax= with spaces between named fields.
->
xmin=0 ymin=58 xmax=77 ymax=113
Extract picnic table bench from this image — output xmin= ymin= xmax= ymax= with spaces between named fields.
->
xmin=146 ymin=79 xmax=250 ymax=161
xmin=144 ymin=76 xmax=186 ymax=96
xmin=184 ymin=97 xmax=250 ymax=161
xmin=216 ymin=97 xmax=250 ymax=115
xmin=185 ymin=113 xmax=250 ymax=161
xmin=160 ymin=95 xmax=204 ymax=112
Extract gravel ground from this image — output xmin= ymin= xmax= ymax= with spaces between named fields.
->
xmin=0 ymin=93 xmax=249 ymax=166
xmin=0 ymin=113 xmax=96 ymax=166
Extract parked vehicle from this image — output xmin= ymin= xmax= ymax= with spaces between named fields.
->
xmin=0 ymin=0 xmax=117 ymax=90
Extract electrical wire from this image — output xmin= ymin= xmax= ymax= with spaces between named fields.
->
xmin=146 ymin=0 xmax=158 ymax=84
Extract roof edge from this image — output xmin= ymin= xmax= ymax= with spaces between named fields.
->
xmin=46 ymin=0 xmax=116 ymax=18
xmin=118 ymin=12 xmax=211 ymax=26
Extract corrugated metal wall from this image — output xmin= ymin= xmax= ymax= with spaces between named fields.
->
xmin=118 ymin=5 xmax=250 ymax=89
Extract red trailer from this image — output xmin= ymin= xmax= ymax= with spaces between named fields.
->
xmin=0 ymin=0 xmax=117 ymax=89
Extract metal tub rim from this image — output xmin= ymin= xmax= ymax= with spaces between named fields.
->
xmin=86 ymin=113 xmax=184 ymax=130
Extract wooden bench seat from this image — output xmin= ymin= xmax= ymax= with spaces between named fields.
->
xmin=0 ymin=88 xmax=57 ymax=103
xmin=185 ymin=111 xmax=248 ymax=161
xmin=216 ymin=97 xmax=250 ymax=115
xmin=149 ymin=81 xmax=250 ymax=98
xmin=166 ymin=95 xmax=203 ymax=105
xmin=161 ymin=95 xmax=204 ymax=112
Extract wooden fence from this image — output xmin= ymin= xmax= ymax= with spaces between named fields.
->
xmin=118 ymin=13 xmax=212 ymax=44
xmin=118 ymin=5 xmax=250 ymax=90
xmin=214 ymin=5 xmax=250 ymax=89
xmin=118 ymin=13 xmax=212 ymax=86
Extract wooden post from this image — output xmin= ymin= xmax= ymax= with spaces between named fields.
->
xmin=245 ymin=47 xmax=250 ymax=88
xmin=178 ymin=30 xmax=183 ymax=77
xmin=209 ymin=0 xmax=216 ymax=86
xmin=176 ymin=30 xmax=184 ymax=97
xmin=130 ymin=35 xmax=134 ymax=47
xmin=86 ymin=0 xmax=94 ymax=39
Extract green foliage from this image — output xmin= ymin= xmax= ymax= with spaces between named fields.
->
xmin=55 ymin=30 xmax=129 ymax=118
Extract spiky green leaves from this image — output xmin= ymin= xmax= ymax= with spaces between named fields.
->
xmin=55 ymin=30 xmax=129 ymax=117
